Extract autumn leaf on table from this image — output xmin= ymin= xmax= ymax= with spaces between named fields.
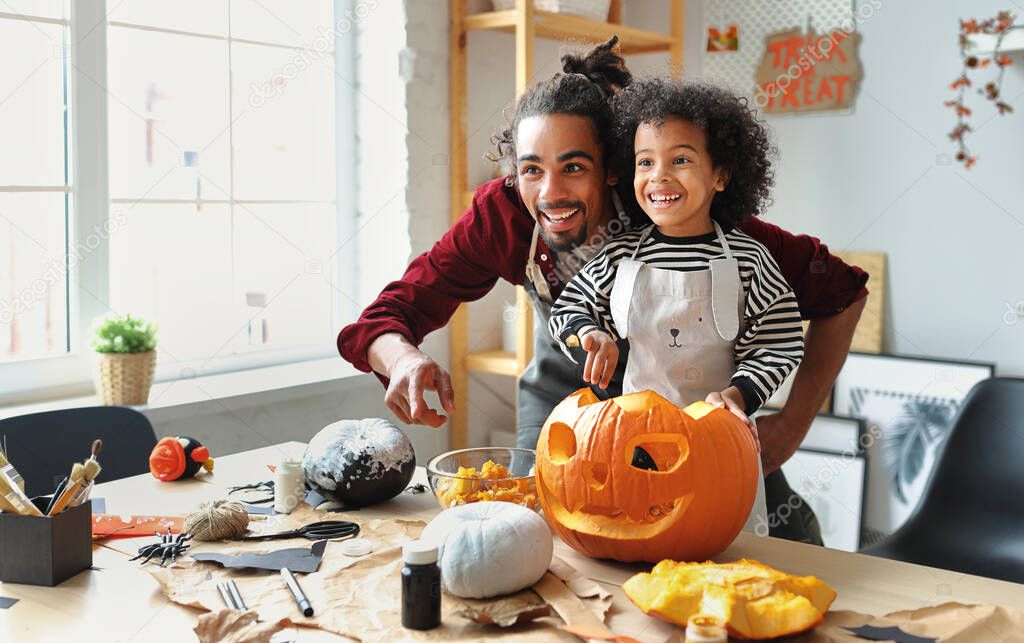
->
xmin=454 ymin=592 xmax=550 ymax=627
xmin=193 ymin=609 xmax=293 ymax=643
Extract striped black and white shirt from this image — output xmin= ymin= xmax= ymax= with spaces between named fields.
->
xmin=549 ymin=224 xmax=804 ymax=412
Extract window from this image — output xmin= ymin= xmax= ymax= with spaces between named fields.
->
xmin=0 ymin=5 xmax=71 ymax=364
xmin=0 ymin=1 xmax=355 ymax=401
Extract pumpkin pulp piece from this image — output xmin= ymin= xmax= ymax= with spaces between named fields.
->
xmin=622 ymin=559 xmax=836 ymax=640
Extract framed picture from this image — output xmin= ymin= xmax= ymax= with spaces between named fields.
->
xmin=800 ymin=413 xmax=866 ymax=454
xmin=833 ymin=352 xmax=994 ymax=546
xmin=781 ymin=446 xmax=867 ymax=552
xmin=753 ymin=412 xmax=867 ymax=551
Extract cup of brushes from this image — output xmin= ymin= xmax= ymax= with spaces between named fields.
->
xmin=0 ymin=441 xmax=101 ymax=586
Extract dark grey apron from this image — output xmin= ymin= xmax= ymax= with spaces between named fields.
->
xmin=516 ymin=201 xmax=631 ymax=451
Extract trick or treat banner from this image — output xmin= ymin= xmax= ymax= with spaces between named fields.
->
xmin=754 ymin=27 xmax=864 ymax=114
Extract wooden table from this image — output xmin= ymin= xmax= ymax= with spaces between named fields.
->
xmin=3 ymin=441 xmax=1023 ymax=642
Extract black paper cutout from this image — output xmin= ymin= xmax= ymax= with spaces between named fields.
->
xmin=192 ymin=540 xmax=326 ymax=573
xmin=843 ymin=624 xmax=938 ymax=643
xmin=240 ymin=502 xmax=276 ymax=515
xmin=0 ymin=597 xmax=19 ymax=609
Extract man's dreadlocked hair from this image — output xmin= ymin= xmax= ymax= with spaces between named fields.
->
xmin=489 ymin=36 xmax=632 ymax=185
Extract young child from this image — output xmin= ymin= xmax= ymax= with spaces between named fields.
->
xmin=548 ymin=78 xmax=803 ymax=424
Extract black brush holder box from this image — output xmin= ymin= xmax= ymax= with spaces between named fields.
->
xmin=0 ymin=499 xmax=92 ymax=586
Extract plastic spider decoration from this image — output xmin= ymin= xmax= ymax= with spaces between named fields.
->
xmin=130 ymin=529 xmax=193 ymax=566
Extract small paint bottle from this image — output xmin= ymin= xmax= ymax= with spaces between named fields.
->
xmin=273 ymin=459 xmax=305 ymax=514
xmin=401 ymin=540 xmax=441 ymax=630
xmin=685 ymin=613 xmax=727 ymax=643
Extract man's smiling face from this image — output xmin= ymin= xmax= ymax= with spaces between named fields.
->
xmin=514 ymin=114 xmax=618 ymax=252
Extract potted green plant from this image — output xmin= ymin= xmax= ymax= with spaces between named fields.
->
xmin=92 ymin=314 xmax=158 ymax=405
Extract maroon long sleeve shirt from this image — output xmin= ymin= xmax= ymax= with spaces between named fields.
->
xmin=338 ymin=178 xmax=868 ymax=375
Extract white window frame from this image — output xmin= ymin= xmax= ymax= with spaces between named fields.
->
xmin=0 ymin=0 xmax=358 ymax=405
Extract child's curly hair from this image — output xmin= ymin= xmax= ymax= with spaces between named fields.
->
xmin=613 ymin=78 xmax=776 ymax=228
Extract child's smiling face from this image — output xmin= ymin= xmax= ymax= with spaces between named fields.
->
xmin=633 ymin=116 xmax=728 ymax=237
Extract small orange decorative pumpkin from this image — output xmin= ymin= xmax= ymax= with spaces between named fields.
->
xmin=149 ymin=436 xmax=214 ymax=481
xmin=535 ymin=388 xmax=758 ymax=562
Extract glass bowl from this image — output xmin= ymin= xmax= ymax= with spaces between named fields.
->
xmin=426 ymin=447 xmax=539 ymax=511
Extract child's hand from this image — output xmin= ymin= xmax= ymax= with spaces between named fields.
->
xmin=580 ymin=329 xmax=618 ymax=390
xmin=706 ymin=387 xmax=760 ymax=451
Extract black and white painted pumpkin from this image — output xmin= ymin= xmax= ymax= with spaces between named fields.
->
xmin=303 ymin=418 xmax=416 ymax=507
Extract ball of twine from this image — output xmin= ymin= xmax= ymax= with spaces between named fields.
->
xmin=185 ymin=500 xmax=250 ymax=541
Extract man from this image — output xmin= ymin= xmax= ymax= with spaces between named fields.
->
xmin=339 ymin=39 xmax=867 ymax=544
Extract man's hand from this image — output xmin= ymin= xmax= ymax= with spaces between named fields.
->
xmin=368 ymin=334 xmax=455 ymax=428
xmin=580 ymin=329 xmax=618 ymax=390
xmin=706 ymin=386 xmax=759 ymax=451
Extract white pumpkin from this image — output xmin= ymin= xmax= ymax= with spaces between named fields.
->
xmin=421 ymin=502 xmax=553 ymax=599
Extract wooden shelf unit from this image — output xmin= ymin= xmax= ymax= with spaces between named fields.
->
xmin=465 ymin=349 xmax=520 ymax=377
xmin=463 ymin=9 xmax=678 ymax=54
xmin=448 ymin=0 xmax=684 ymax=449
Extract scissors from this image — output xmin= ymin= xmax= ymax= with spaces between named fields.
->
xmin=240 ymin=520 xmax=360 ymax=541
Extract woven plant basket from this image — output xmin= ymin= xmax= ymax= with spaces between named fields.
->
xmin=492 ymin=0 xmax=611 ymax=23
xmin=96 ymin=351 xmax=156 ymax=406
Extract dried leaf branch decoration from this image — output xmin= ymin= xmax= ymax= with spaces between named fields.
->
xmin=947 ymin=11 xmax=1019 ymax=168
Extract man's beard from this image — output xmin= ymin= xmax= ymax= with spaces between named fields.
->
xmin=539 ymin=224 xmax=588 ymax=253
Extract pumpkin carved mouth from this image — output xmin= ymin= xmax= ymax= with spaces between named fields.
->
xmin=539 ymin=475 xmax=695 ymax=538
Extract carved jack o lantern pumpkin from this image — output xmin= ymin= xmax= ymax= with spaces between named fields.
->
xmin=536 ymin=388 xmax=759 ymax=563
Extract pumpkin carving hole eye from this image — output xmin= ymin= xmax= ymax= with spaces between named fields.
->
xmin=631 ymin=442 xmax=683 ymax=472
xmin=585 ymin=462 xmax=609 ymax=489
xmin=631 ymin=447 xmax=658 ymax=471
xmin=548 ymin=422 xmax=577 ymax=464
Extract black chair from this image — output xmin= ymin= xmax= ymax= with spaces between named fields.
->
xmin=860 ymin=377 xmax=1024 ymax=584
xmin=0 ymin=406 xmax=158 ymax=498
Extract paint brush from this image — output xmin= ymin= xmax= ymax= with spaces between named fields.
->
xmin=47 ymin=462 xmax=86 ymax=516
xmin=69 ymin=460 xmax=102 ymax=508
xmin=70 ymin=440 xmax=103 ymax=507
xmin=44 ymin=475 xmax=69 ymax=515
